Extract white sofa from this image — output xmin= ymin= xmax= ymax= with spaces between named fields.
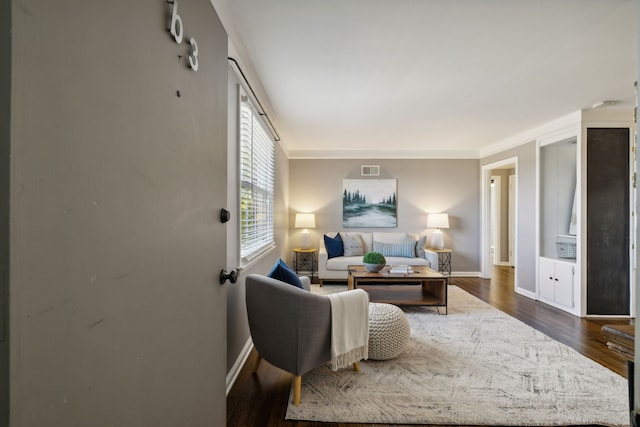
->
xmin=318 ymin=232 xmax=438 ymax=283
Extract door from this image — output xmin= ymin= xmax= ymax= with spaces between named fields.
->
xmin=9 ymin=1 xmax=228 ymax=425
xmin=554 ymin=261 xmax=574 ymax=308
xmin=539 ymin=258 xmax=555 ymax=301
xmin=1 ymin=1 xmax=8 ymax=424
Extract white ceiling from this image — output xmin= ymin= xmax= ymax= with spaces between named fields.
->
xmin=212 ymin=0 xmax=638 ymax=159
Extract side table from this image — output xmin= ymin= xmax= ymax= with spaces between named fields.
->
xmin=292 ymin=248 xmax=317 ymax=282
xmin=430 ymin=249 xmax=452 ymax=281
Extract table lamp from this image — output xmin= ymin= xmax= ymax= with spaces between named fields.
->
xmin=427 ymin=213 xmax=449 ymax=250
xmin=295 ymin=213 xmax=316 ymax=249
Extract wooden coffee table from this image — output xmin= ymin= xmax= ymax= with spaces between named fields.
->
xmin=347 ymin=265 xmax=448 ymax=314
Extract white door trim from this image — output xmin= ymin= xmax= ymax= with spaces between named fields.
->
xmin=481 ymin=157 xmax=518 ymax=281
xmin=508 ymin=174 xmax=516 ymax=267
xmin=491 ymin=175 xmax=501 ymax=266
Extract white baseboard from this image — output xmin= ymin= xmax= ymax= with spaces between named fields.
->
xmin=515 ymin=287 xmax=536 ymax=299
xmin=451 ymin=271 xmax=482 ymax=277
xmin=586 ymin=314 xmax=634 ymax=319
xmin=226 ymin=338 xmax=254 ymax=396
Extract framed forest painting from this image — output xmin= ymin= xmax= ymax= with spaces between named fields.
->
xmin=342 ymin=179 xmax=397 ymax=228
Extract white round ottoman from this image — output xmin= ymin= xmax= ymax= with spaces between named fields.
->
xmin=368 ymin=303 xmax=410 ymax=360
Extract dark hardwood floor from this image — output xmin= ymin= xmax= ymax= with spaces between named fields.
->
xmin=226 ymin=267 xmax=633 ymax=427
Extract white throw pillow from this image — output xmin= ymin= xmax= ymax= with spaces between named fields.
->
xmin=342 ymin=232 xmax=364 ymax=256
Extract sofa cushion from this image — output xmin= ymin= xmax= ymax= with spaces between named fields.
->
xmin=326 ymin=256 xmax=366 ymax=271
xmin=359 ymin=233 xmax=374 ymax=253
xmin=324 ymin=233 xmax=344 ymax=258
xmin=373 ymin=240 xmax=416 ymax=258
xmin=415 ymin=235 xmax=427 ymax=258
xmin=268 ymin=258 xmax=303 ymax=289
xmin=372 ymin=232 xmax=415 ymax=244
xmin=341 ymin=232 xmax=364 ymax=256
xmin=323 ymin=232 xmax=373 ymax=253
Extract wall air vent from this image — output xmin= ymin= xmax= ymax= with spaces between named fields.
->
xmin=361 ymin=165 xmax=380 ymax=177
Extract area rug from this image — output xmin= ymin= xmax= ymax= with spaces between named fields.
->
xmin=285 ymin=285 xmax=629 ymax=426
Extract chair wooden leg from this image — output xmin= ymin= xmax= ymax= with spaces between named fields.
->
xmin=253 ymin=353 xmax=262 ymax=373
xmin=353 ymin=361 xmax=360 ymax=372
xmin=293 ymin=375 xmax=302 ymax=406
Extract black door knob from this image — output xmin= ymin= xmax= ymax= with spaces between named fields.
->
xmin=220 ymin=208 xmax=231 ymax=223
xmin=220 ymin=269 xmax=238 ymax=284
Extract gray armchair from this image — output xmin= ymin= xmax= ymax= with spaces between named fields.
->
xmin=245 ymin=274 xmax=360 ymax=405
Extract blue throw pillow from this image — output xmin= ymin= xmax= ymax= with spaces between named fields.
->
xmin=268 ymin=258 xmax=303 ymax=289
xmin=324 ymin=233 xmax=344 ymax=259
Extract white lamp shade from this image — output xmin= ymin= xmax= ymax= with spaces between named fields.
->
xmin=295 ymin=213 xmax=316 ymax=229
xmin=427 ymin=213 xmax=449 ymax=229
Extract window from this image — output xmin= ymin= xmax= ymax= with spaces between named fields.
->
xmin=239 ymin=91 xmax=275 ymax=263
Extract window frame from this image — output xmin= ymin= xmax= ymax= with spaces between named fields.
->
xmin=238 ymin=88 xmax=276 ymax=266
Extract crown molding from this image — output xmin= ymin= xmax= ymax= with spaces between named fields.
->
xmin=479 ymin=111 xmax=582 ymax=158
xmin=286 ymin=148 xmax=480 ymax=160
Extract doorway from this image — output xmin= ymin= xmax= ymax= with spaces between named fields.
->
xmin=481 ymin=158 xmax=517 ymax=286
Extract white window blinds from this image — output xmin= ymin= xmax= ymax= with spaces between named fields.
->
xmin=240 ymin=92 xmax=275 ymax=263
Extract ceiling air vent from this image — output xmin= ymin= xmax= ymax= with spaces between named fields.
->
xmin=361 ymin=165 xmax=380 ymax=177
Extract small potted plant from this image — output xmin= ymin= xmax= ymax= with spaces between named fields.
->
xmin=363 ymin=251 xmax=386 ymax=273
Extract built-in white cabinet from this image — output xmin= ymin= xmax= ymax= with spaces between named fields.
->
xmin=536 ymin=109 xmax=635 ymax=317
xmin=538 ymin=135 xmax=577 ymax=313
xmin=538 ymin=257 xmax=574 ymax=308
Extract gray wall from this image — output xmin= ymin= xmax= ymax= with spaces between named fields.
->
xmin=225 ymin=71 xmax=290 ymax=374
xmin=540 ymin=141 xmax=576 ymax=259
xmin=289 ymin=159 xmax=481 ymax=273
xmin=10 ymin=1 xmax=228 ymax=425
xmin=482 ymin=142 xmax=537 ymax=293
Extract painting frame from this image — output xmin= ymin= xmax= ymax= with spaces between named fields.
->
xmin=342 ymin=179 xmax=397 ymax=228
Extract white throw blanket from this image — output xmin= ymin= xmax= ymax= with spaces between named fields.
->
xmin=327 ymin=289 xmax=369 ymax=370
